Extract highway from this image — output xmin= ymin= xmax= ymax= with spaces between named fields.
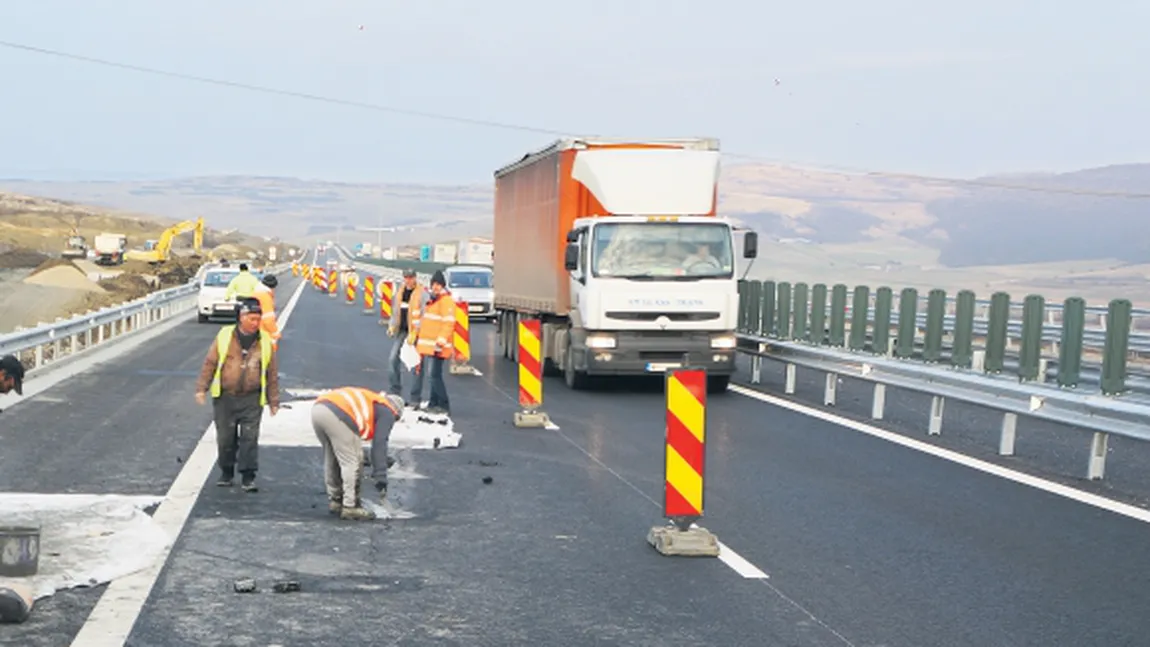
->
xmin=4 ymin=250 xmax=1150 ymax=646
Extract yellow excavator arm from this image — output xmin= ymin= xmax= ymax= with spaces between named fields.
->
xmin=125 ymin=217 xmax=205 ymax=263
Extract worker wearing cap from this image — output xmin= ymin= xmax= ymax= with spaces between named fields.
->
xmin=253 ymin=274 xmax=281 ymax=350
xmin=410 ymin=270 xmax=455 ymax=414
xmin=225 ymin=263 xmax=261 ymax=301
xmin=311 ymin=387 xmax=404 ymax=520
xmin=195 ymin=297 xmax=280 ymax=491
xmin=386 ymin=268 xmax=426 ymax=402
xmin=0 ymin=354 xmax=25 ymax=413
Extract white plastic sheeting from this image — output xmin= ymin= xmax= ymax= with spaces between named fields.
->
xmin=0 ymin=494 xmax=168 ymax=601
xmin=260 ymin=395 xmax=462 ymax=450
xmin=571 ymin=149 xmax=721 ymax=215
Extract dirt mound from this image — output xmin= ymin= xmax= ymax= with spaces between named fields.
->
xmin=22 ymin=260 xmax=106 ymax=293
xmin=0 ymin=248 xmax=49 ymax=269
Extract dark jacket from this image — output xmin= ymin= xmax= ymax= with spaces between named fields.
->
xmin=195 ymin=329 xmax=280 ymax=407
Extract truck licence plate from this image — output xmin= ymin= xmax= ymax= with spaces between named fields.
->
xmin=468 ymin=304 xmax=484 ymax=313
xmin=645 ymin=362 xmax=681 ymax=373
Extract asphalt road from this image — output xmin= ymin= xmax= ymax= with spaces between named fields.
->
xmin=2 ymin=252 xmax=1149 ymax=646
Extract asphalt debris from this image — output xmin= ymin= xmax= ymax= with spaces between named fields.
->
xmin=233 ymin=578 xmax=257 ymax=593
xmin=273 ymin=580 xmax=301 ymax=593
xmin=482 ymin=476 xmax=493 ymax=485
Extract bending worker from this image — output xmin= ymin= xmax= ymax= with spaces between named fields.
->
xmin=253 ymin=273 xmax=281 ymax=350
xmin=225 ymin=263 xmax=261 ymax=301
xmin=195 ymin=297 xmax=280 ymax=492
xmin=311 ymin=387 xmax=404 ymax=521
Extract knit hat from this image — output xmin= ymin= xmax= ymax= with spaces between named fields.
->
xmin=430 ymin=270 xmax=446 ymax=287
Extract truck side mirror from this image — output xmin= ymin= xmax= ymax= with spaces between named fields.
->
xmin=564 ymin=243 xmax=579 ymax=271
xmin=566 ymin=229 xmax=579 ymax=243
xmin=743 ymin=231 xmax=759 ymax=259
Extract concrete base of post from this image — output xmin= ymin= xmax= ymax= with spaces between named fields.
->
xmin=646 ymin=524 xmax=720 ymax=557
xmin=449 ymin=363 xmax=479 ymax=376
xmin=513 ymin=409 xmax=552 ymax=428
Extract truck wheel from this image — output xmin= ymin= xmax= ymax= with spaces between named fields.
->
xmin=198 ymin=313 xmax=208 ymax=323
xmin=563 ymin=336 xmax=589 ymax=390
xmin=706 ymin=375 xmax=730 ymax=394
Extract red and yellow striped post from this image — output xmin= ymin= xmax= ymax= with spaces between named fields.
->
xmin=363 ymin=275 xmax=375 ymax=314
xmin=449 ymin=300 xmax=479 ymax=375
xmin=378 ymin=280 xmax=394 ymax=325
xmin=647 ymin=367 xmax=719 ymax=557
xmin=327 ymin=269 xmax=337 ymax=297
xmin=314 ymin=267 xmax=325 ymax=292
xmin=345 ymin=273 xmax=357 ymax=304
xmin=513 ymin=318 xmax=552 ymax=428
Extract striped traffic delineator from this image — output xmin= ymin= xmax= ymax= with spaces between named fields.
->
xmin=291 ymin=263 xmax=299 ymax=277
xmin=647 ymin=368 xmax=720 ymax=557
xmin=314 ymin=267 xmax=325 ymax=292
xmin=449 ymin=300 xmax=480 ymax=376
xmin=328 ymin=269 xmax=337 ymax=297
xmin=345 ymin=273 xmax=357 ymax=304
xmin=363 ymin=276 xmax=375 ymax=314
xmin=513 ymin=318 xmax=552 ymax=428
xmin=378 ymin=280 xmax=394 ymax=325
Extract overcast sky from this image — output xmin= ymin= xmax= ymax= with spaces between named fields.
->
xmin=1 ymin=0 xmax=1147 ymax=184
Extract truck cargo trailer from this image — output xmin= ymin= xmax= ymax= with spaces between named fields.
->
xmin=492 ymin=137 xmax=758 ymax=394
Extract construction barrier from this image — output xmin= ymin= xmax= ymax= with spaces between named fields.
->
xmin=379 ymin=280 xmax=394 ymax=324
xmin=291 ymin=263 xmax=299 ymax=277
xmin=328 ymin=269 xmax=337 ymax=297
xmin=449 ymin=300 xmax=479 ymax=375
xmin=646 ymin=367 xmax=719 ymax=557
xmin=315 ymin=267 xmax=326 ymax=292
xmin=363 ymin=276 xmax=375 ymax=314
xmin=513 ymin=318 xmax=551 ymax=428
xmin=345 ymin=273 xmax=357 ymax=304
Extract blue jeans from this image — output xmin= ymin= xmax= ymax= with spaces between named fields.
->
xmin=387 ymin=336 xmax=405 ymax=396
xmin=411 ymin=356 xmax=449 ymax=412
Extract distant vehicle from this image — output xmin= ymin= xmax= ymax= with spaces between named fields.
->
xmin=197 ymin=267 xmax=263 ymax=323
xmin=445 ymin=265 xmax=494 ymax=320
xmin=93 ymin=233 xmax=128 ymax=266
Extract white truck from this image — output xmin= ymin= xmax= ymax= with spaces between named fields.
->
xmin=491 ymin=137 xmax=758 ymax=393
xmin=93 ymin=233 xmax=128 ymax=266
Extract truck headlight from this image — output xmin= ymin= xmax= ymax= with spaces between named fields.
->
xmin=586 ymin=334 xmax=616 ymax=349
xmin=710 ymin=334 xmax=737 ymax=349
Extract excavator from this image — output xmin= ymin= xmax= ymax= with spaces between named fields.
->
xmin=124 ymin=217 xmax=205 ymax=264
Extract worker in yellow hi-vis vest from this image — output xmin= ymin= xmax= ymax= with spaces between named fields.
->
xmin=195 ymin=297 xmax=280 ymax=492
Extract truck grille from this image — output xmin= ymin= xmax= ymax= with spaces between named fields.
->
xmin=605 ymin=311 xmax=720 ymax=322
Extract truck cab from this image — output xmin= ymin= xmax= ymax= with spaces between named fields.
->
xmin=444 ymin=264 xmax=495 ymax=320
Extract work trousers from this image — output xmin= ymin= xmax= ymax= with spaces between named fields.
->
xmin=386 ymin=334 xmax=406 ymax=396
xmin=213 ymin=393 xmax=263 ymax=478
xmin=311 ymin=403 xmax=364 ymax=508
xmin=411 ymin=355 xmax=449 ymax=411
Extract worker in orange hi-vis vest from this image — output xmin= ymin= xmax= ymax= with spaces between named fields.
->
xmin=311 ymin=388 xmax=404 ymax=521
xmin=409 ymin=270 xmax=454 ymax=415
xmin=253 ymin=274 xmax=281 ymax=350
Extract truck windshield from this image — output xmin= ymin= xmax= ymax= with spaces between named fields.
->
xmin=448 ymin=271 xmax=492 ymax=288
xmin=591 ymin=222 xmax=734 ymax=279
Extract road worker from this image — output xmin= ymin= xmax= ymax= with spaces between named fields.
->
xmin=225 ymin=263 xmax=261 ymax=301
xmin=195 ymin=297 xmax=280 ymax=492
xmin=311 ymin=387 xmax=404 ymax=520
xmin=386 ymin=268 xmax=425 ymax=402
xmin=253 ymin=273 xmax=281 ymax=350
xmin=409 ymin=270 xmax=455 ymax=415
xmin=0 ymin=354 xmax=25 ymax=413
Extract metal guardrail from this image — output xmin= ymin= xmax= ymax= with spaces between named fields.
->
xmin=1 ymin=262 xmax=293 ymax=376
xmin=736 ymin=335 xmax=1150 ymax=482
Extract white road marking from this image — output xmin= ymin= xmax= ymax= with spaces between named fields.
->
xmin=70 ymin=275 xmax=310 ymax=646
xmin=717 ymin=541 xmax=770 ymax=578
xmin=729 ymin=384 xmax=1150 ymax=525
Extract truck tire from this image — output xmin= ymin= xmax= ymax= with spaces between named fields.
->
xmin=198 ymin=313 xmax=208 ymax=323
xmin=563 ymin=336 xmax=589 ymax=390
xmin=706 ymin=375 xmax=730 ymax=394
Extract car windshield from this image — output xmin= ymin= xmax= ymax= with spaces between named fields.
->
xmin=590 ymin=222 xmax=734 ymax=279
xmin=448 ymin=271 xmax=492 ymax=288
xmin=202 ymin=270 xmax=261 ymax=287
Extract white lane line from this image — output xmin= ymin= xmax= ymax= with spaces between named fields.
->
xmin=717 ymin=541 xmax=770 ymax=578
xmin=70 ymin=274 xmax=310 ymax=647
xmin=729 ymin=384 xmax=1150 ymax=525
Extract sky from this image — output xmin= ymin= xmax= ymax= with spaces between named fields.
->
xmin=1 ymin=0 xmax=1148 ymax=185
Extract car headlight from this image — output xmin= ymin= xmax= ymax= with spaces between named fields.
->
xmin=710 ymin=334 xmax=737 ymax=349
xmin=586 ymin=334 xmax=616 ymax=349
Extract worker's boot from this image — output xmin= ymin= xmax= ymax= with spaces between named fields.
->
xmin=339 ymin=504 xmax=376 ymax=521
xmin=328 ymin=498 xmax=342 ymax=515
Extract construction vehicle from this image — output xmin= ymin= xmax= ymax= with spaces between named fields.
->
xmin=125 ymin=217 xmax=204 ymax=264
xmin=491 ymin=137 xmax=757 ymax=394
xmin=61 ymin=227 xmax=88 ymax=259
xmin=93 ymin=233 xmax=128 ymax=266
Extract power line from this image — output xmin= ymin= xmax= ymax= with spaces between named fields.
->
xmin=3 ymin=39 xmax=1149 ymax=199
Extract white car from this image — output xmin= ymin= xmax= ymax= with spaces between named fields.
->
xmin=444 ymin=265 xmax=495 ymax=320
xmin=197 ymin=268 xmax=263 ymax=323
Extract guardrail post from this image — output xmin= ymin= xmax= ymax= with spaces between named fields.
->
xmin=647 ymin=367 xmax=720 ymax=557
xmin=849 ymin=286 xmax=869 ymax=351
xmin=1100 ymin=298 xmax=1132 ymax=396
xmin=923 ymin=288 xmax=946 ymax=363
xmin=747 ymin=281 xmax=762 ymax=336
xmin=829 ymin=284 xmax=847 ymax=347
xmin=873 ymin=287 xmax=892 ymax=356
xmin=1057 ymin=297 xmax=1085 ymax=388
xmin=513 ymin=318 xmax=553 ymax=428
xmin=809 ymin=284 xmax=827 ymax=345
xmin=760 ymin=280 xmax=776 ymax=337
xmin=736 ymin=280 xmax=748 ymax=333
xmin=776 ymin=282 xmax=792 ymax=340
xmin=952 ymin=290 xmax=975 ymax=368
xmin=1018 ymin=294 xmax=1045 ymax=381
xmin=895 ymin=288 xmax=918 ymax=359
xmin=792 ymin=283 xmax=809 ymax=341
xmin=985 ymin=292 xmax=1010 ymax=374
